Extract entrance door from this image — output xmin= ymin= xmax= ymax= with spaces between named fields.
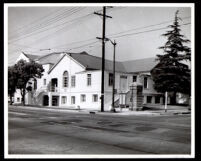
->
xmin=120 ymin=75 xmax=128 ymax=92
xmin=43 ymin=95 xmax=49 ymax=106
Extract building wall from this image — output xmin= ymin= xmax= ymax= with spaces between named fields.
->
xmin=34 ymin=55 xmax=102 ymax=109
xmin=14 ymin=89 xmax=22 ymax=104
xmin=133 ymin=73 xmax=164 ymax=105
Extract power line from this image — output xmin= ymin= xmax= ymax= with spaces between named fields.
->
xmin=8 ymin=20 xmax=190 ymax=54
xmin=9 ymin=22 xmax=190 ymax=54
xmin=8 ymin=7 xmax=124 ymax=46
xmin=9 ymin=7 xmax=83 ymax=41
xmin=63 ymin=40 xmax=99 ymax=52
xmin=46 ymin=17 xmax=191 ymax=49
xmin=9 ymin=7 xmax=80 ymax=39
xmin=8 ymin=43 xmax=41 ymax=50
xmin=8 ymin=39 xmax=99 ymax=54
xmin=107 ymin=16 xmax=190 ymax=37
xmin=51 ymin=37 xmax=96 ymax=49
xmin=9 ymin=7 xmax=67 ymax=35
xmin=109 ymin=22 xmax=191 ymax=39
xmin=8 ymin=7 xmax=85 ymax=42
xmin=8 ymin=22 xmax=190 ymax=56
xmin=29 ymin=13 xmax=94 ymax=46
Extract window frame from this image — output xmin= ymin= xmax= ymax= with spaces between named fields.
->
xmin=109 ymin=73 xmax=113 ymax=86
xmin=71 ymin=96 xmax=76 ymax=104
xmin=34 ymin=79 xmax=37 ymax=90
xmin=71 ymin=75 xmax=76 ymax=87
xmin=155 ymin=96 xmax=161 ymax=104
xmin=147 ymin=96 xmax=152 ymax=103
xmin=63 ymin=71 xmax=69 ymax=88
xmin=80 ymin=94 xmax=86 ymax=102
xmin=144 ymin=77 xmax=148 ymax=89
xmin=87 ymin=74 xmax=92 ymax=86
xmin=61 ymin=96 xmax=67 ymax=104
xmin=92 ymin=94 xmax=98 ymax=102
xmin=17 ymin=97 xmax=20 ymax=102
xmin=133 ymin=75 xmax=137 ymax=82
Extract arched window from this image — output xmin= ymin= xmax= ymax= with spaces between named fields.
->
xmin=63 ymin=71 xmax=69 ymax=87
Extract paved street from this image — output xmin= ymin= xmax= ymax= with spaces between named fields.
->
xmin=8 ymin=105 xmax=191 ymax=155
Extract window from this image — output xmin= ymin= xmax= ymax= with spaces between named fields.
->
xmin=62 ymin=96 xmax=67 ymax=104
xmin=144 ymin=77 xmax=148 ymax=89
xmin=87 ymin=74 xmax=91 ymax=86
xmin=109 ymin=73 xmax=113 ymax=86
xmin=92 ymin=94 xmax=98 ymax=102
xmin=155 ymin=96 xmax=160 ymax=104
xmin=71 ymin=96 xmax=75 ymax=104
xmin=17 ymin=97 xmax=20 ymax=102
xmin=43 ymin=79 xmax=46 ymax=85
xmin=63 ymin=71 xmax=69 ymax=87
xmin=133 ymin=76 xmax=137 ymax=82
xmin=71 ymin=76 xmax=76 ymax=87
xmin=34 ymin=79 xmax=37 ymax=90
xmin=80 ymin=94 xmax=86 ymax=102
xmin=147 ymin=96 xmax=152 ymax=103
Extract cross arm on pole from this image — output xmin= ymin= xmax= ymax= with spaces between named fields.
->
xmin=94 ymin=12 xmax=112 ymax=18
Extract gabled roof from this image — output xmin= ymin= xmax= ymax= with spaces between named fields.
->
xmin=70 ymin=52 xmax=127 ymax=73
xmin=121 ymin=57 xmax=158 ymax=73
xmin=22 ymin=52 xmax=40 ymax=60
xmin=36 ymin=52 xmax=65 ymax=65
xmin=20 ymin=51 xmax=158 ymax=74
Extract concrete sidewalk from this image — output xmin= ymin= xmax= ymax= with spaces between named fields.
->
xmin=9 ymin=105 xmax=191 ymax=116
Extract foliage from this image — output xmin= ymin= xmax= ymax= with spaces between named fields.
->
xmin=8 ymin=66 xmax=18 ymax=105
xmin=151 ymin=10 xmax=191 ymax=104
xmin=13 ymin=59 xmax=44 ymax=105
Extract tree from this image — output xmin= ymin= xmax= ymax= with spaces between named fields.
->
xmin=151 ymin=10 xmax=191 ymax=105
xmin=14 ymin=59 xmax=44 ymax=106
xmin=8 ymin=66 xmax=18 ymax=105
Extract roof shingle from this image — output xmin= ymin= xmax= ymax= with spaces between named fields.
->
xmin=23 ymin=51 xmax=158 ymax=73
xmin=121 ymin=57 xmax=158 ymax=73
xmin=23 ymin=53 xmax=40 ymax=60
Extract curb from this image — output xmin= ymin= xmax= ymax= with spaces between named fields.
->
xmin=9 ymin=105 xmax=190 ymax=116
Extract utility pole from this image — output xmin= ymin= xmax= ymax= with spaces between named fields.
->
xmin=105 ymin=39 xmax=117 ymax=112
xmin=111 ymin=40 xmax=117 ymax=112
xmin=94 ymin=7 xmax=112 ymax=112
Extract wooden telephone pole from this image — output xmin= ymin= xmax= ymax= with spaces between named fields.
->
xmin=94 ymin=7 xmax=112 ymax=112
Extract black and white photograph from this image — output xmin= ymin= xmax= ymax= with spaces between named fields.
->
xmin=4 ymin=3 xmax=194 ymax=159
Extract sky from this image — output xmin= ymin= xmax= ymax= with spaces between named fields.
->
xmin=6 ymin=4 xmax=191 ymax=66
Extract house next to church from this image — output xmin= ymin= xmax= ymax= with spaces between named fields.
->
xmin=12 ymin=51 xmax=188 ymax=111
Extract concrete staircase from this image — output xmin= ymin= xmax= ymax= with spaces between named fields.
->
xmin=32 ymin=87 xmax=48 ymax=105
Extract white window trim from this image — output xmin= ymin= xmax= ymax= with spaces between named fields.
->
xmin=87 ymin=74 xmax=92 ymax=86
xmin=71 ymin=75 xmax=76 ymax=87
xmin=80 ymin=94 xmax=86 ymax=102
xmin=61 ymin=96 xmax=67 ymax=104
xmin=92 ymin=94 xmax=98 ymax=102
xmin=71 ymin=96 xmax=76 ymax=105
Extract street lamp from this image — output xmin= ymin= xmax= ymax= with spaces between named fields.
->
xmin=105 ymin=38 xmax=117 ymax=112
xmin=96 ymin=37 xmax=117 ymax=112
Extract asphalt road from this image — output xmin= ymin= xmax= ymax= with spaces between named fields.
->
xmin=8 ymin=106 xmax=191 ymax=155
